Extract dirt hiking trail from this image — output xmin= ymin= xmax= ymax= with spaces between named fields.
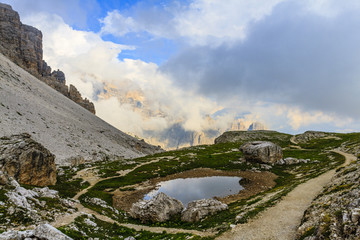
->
xmin=217 ymin=150 xmax=355 ymax=240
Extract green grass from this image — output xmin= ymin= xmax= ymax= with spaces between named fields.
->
xmin=79 ymin=137 xmax=344 ymax=232
xmin=49 ymin=165 xmax=90 ymax=198
xmin=58 ymin=215 xmax=213 ymax=240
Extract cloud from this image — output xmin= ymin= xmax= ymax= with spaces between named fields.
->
xmin=174 ymin=0 xmax=286 ymax=45
xmin=2 ymin=0 xmax=99 ymax=29
xmin=12 ymin=0 xmax=360 ymax=137
xmin=162 ymin=1 xmax=360 ymax=123
xmin=22 ymin=12 xmax=227 ymax=137
xmin=98 ymin=0 xmax=287 ymax=46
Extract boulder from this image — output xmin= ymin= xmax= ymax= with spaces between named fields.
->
xmin=34 ymin=224 xmax=73 ymax=240
xmin=240 ymin=141 xmax=283 ymax=164
xmin=277 ymin=157 xmax=310 ymax=165
xmin=181 ymin=199 xmax=228 ymax=222
xmin=0 ymin=133 xmax=56 ymax=186
xmin=0 ymin=224 xmax=73 ymax=240
xmin=129 ymin=192 xmax=184 ymax=223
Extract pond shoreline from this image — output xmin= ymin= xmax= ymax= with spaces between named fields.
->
xmin=112 ymin=168 xmax=277 ymax=211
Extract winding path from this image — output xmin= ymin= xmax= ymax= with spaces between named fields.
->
xmin=216 ymin=150 xmax=355 ymax=240
xmin=52 ymin=158 xmax=215 ymax=237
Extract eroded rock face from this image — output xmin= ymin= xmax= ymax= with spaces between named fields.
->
xmin=0 ymin=133 xmax=56 ymax=186
xmin=0 ymin=224 xmax=73 ymax=240
xmin=181 ymin=199 xmax=228 ymax=222
xmin=129 ymin=192 xmax=184 ymax=223
xmin=240 ymin=141 xmax=283 ymax=164
xmin=292 ymin=131 xmax=329 ymax=144
xmin=0 ymin=3 xmax=95 ymax=114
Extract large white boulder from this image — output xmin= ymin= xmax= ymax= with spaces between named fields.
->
xmin=129 ymin=192 xmax=184 ymax=223
xmin=181 ymin=199 xmax=228 ymax=222
xmin=240 ymin=141 xmax=283 ymax=164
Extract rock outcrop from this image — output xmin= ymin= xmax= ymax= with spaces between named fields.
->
xmin=240 ymin=141 xmax=283 ymax=164
xmin=296 ymin=161 xmax=360 ymax=239
xmin=276 ymin=157 xmax=310 ymax=165
xmin=0 ymin=52 xmax=162 ymax=165
xmin=215 ymin=130 xmax=291 ymax=144
xmin=181 ymin=199 xmax=228 ymax=222
xmin=0 ymin=224 xmax=73 ymax=240
xmin=0 ymin=3 xmax=95 ymax=114
xmin=292 ymin=131 xmax=330 ymax=144
xmin=129 ymin=192 xmax=184 ymax=223
xmin=0 ymin=133 xmax=56 ymax=186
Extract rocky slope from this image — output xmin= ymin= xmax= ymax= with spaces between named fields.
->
xmin=0 ymin=52 xmax=161 ymax=165
xmin=297 ymin=160 xmax=360 ymax=239
xmin=0 ymin=3 xmax=95 ymax=114
xmin=214 ymin=130 xmax=291 ymax=144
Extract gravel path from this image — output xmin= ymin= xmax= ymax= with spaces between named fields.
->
xmin=217 ymin=150 xmax=355 ymax=240
xmin=53 ymin=158 xmax=216 ymax=237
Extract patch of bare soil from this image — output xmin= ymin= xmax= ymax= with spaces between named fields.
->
xmin=113 ymin=168 xmax=277 ymax=211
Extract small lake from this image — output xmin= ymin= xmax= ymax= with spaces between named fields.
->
xmin=144 ymin=176 xmax=244 ymax=206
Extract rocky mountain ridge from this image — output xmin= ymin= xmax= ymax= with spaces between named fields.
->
xmin=0 ymin=3 xmax=95 ymax=114
xmin=0 ymin=51 xmax=161 ymax=165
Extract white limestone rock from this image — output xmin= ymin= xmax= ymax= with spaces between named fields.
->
xmin=130 ymin=192 xmax=184 ymax=223
xmin=181 ymin=199 xmax=228 ymax=222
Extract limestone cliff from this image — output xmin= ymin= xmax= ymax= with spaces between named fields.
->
xmin=0 ymin=3 xmax=95 ymax=114
xmin=0 ymin=133 xmax=56 ymax=186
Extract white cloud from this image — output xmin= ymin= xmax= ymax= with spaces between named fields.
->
xmin=174 ymin=0 xmax=286 ymax=45
xmin=286 ymin=107 xmax=352 ymax=130
xmin=16 ymin=1 xmax=360 ymax=139
xmin=98 ymin=0 xmax=286 ymax=46
xmin=100 ymin=10 xmax=137 ymax=37
xmin=22 ymin=12 xmax=227 ymax=136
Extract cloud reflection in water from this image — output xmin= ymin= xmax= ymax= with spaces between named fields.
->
xmin=144 ymin=176 xmax=243 ymax=206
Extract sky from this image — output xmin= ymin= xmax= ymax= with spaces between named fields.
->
xmin=3 ymin=0 xmax=360 ymax=136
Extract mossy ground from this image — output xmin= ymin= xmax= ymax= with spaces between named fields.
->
xmin=49 ymin=165 xmax=90 ymax=198
xmin=77 ymin=132 xmax=345 ymax=233
xmin=59 ymin=215 xmax=212 ymax=240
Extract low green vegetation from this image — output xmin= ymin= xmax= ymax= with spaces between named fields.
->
xmin=49 ymin=165 xmax=90 ymax=198
xmin=79 ymin=131 xmax=345 ymax=233
xmin=59 ymin=215 xmax=212 ymax=240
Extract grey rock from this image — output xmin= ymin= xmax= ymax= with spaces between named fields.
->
xmin=0 ymin=133 xmax=56 ymax=186
xmin=277 ymin=157 xmax=310 ymax=165
xmin=296 ymin=161 xmax=360 ymax=239
xmin=129 ymin=192 xmax=184 ymax=223
xmin=124 ymin=237 xmax=136 ymax=240
xmin=215 ymin=130 xmax=289 ymax=144
xmin=0 ymin=229 xmax=34 ymax=240
xmin=33 ymin=187 xmax=59 ymax=198
xmin=34 ymin=224 xmax=73 ymax=240
xmin=351 ymin=208 xmax=360 ymax=223
xmin=0 ymin=170 xmax=9 ymax=185
xmin=6 ymin=183 xmax=39 ymax=209
xmin=240 ymin=141 xmax=283 ymax=164
xmin=181 ymin=199 xmax=228 ymax=222
xmin=292 ymin=131 xmax=329 ymax=144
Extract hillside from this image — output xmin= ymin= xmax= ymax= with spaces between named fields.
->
xmin=0 ymin=128 xmax=359 ymax=239
xmin=0 ymin=52 xmax=161 ymax=165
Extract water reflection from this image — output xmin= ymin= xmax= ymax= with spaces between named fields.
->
xmin=144 ymin=176 xmax=244 ymax=206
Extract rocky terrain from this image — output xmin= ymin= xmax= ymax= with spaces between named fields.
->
xmin=297 ymin=158 xmax=360 ymax=239
xmin=0 ymin=51 xmax=161 ymax=165
xmin=0 ymin=127 xmax=359 ymax=239
xmin=0 ymin=3 xmax=95 ymax=114
xmin=0 ymin=3 xmax=360 ymax=240
xmin=0 ymin=133 xmax=56 ymax=186
xmin=214 ymin=130 xmax=291 ymax=144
